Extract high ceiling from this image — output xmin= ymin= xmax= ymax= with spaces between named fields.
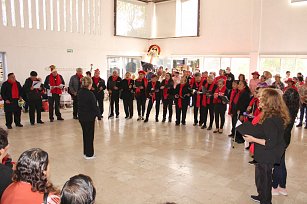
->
xmin=137 ymin=0 xmax=172 ymax=3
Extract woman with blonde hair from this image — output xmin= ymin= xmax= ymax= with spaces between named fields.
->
xmin=242 ymin=88 xmax=290 ymax=204
xmin=78 ymin=76 xmax=101 ymax=159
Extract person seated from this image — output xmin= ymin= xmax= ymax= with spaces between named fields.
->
xmin=0 ymin=128 xmax=13 ymax=199
xmin=1 ymin=148 xmax=60 ymax=204
xmin=60 ymin=174 xmax=96 ymax=204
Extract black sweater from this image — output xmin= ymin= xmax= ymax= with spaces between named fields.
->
xmin=0 ymin=164 xmax=13 ymax=199
xmin=77 ymin=88 xmax=100 ymax=122
xmin=253 ymin=117 xmax=286 ymax=164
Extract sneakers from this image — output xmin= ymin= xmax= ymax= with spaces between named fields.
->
xmin=83 ymin=155 xmax=96 ymax=160
xmin=278 ymin=187 xmax=288 ymax=196
xmin=250 ymin=195 xmax=260 ymax=203
xmin=272 ymin=188 xmax=279 ymax=196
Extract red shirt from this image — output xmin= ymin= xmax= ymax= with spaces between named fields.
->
xmin=1 ymin=182 xmax=60 ymax=204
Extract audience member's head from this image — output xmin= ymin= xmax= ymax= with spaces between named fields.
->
xmin=125 ymin=72 xmax=131 ymax=79
xmin=274 ymin=74 xmax=281 ymax=82
xmin=76 ymin=68 xmax=83 ymax=75
xmin=238 ymin=74 xmax=246 ymax=82
xmin=13 ymin=148 xmax=57 ymax=194
xmin=194 ymin=72 xmax=201 ymax=82
xmin=232 ymin=80 xmax=239 ymax=89
xmin=7 ymin=73 xmax=16 ymax=82
xmin=86 ymin=71 xmax=92 ymax=77
xmin=61 ymin=174 xmax=96 ymax=204
xmin=252 ymin=71 xmax=260 ymax=79
xmin=0 ymin=128 xmax=9 ymax=161
xmin=260 ymin=75 xmax=266 ymax=82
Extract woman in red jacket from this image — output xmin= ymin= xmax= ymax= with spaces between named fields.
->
xmin=213 ymin=79 xmax=227 ymax=133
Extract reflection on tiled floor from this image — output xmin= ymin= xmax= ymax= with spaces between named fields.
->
xmin=3 ymin=103 xmax=307 ymax=204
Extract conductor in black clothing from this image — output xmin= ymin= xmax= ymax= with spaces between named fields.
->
xmin=78 ymin=76 xmax=101 ymax=159
xmin=1 ymin=73 xmax=23 ymax=129
xmin=242 ymin=88 xmax=290 ymax=204
xmin=23 ymin=71 xmax=44 ymax=125
xmin=91 ymin=69 xmax=106 ymax=118
xmin=107 ymin=70 xmax=122 ymax=119
xmin=144 ymin=74 xmax=161 ymax=122
xmin=121 ymin=72 xmax=134 ymax=119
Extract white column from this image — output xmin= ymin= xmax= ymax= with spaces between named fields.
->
xmin=66 ymin=0 xmax=70 ymax=32
xmin=46 ymin=0 xmax=51 ymax=30
xmin=0 ymin=0 xmax=3 ymax=27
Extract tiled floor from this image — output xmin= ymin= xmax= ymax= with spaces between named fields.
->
xmin=3 ymin=102 xmax=307 ymax=204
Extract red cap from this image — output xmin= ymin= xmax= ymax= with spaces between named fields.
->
xmin=94 ymin=69 xmax=100 ymax=72
xmin=138 ymin=70 xmax=146 ymax=75
xmin=251 ymin=71 xmax=260 ymax=76
xmin=285 ymin=78 xmax=295 ymax=83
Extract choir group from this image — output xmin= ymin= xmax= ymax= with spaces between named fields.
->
xmin=0 ymin=64 xmax=306 ymax=204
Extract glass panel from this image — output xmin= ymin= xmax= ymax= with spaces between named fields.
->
xmin=204 ymin=58 xmax=221 ymax=73
xmin=10 ymin=0 xmax=16 ymax=26
xmin=221 ymin=58 xmax=231 ymax=70
xmin=28 ymin=0 xmax=32 ymax=28
xmin=35 ymin=0 xmax=39 ymax=29
xmin=280 ymin=58 xmax=296 ymax=77
xmin=231 ymin=58 xmax=250 ymax=80
xmin=43 ymin=0 xmax=46 ymax=30
xmin=50 ymin=0 xmax=53 ymax=30
xmin=259 ymin=58 xmax=281 ymax=76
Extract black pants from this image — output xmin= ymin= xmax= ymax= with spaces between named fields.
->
xmin=162 ymin=99 xmax=173 ymax=120
xmin=95 ymin=96 xmax=104 ymax=116
xmin=123 ymin=97 xmax=133 ymax=117
xmin=48 ymin=94 xmax=61 ymax=119
xmin=5 ymin=109 xmax=21 ymax=127
xmin=110 ymin=94 xmax=119 ymax=116
xmin=232 ymin=113 xmax=244 ymax=142
xmin=194 ymin=106 xmax=205 ymax=125
xmin=146 ymin=98 xmax=160 ymax=119
xmin=214 ymin=103 xmax=226 ymax=129
xmin=299 ymin=103 xmax=307 ymax=124
xmin=255 ymin=163 xmax=273 ymax=204
xmin=175 ymin=102 xmax=188 ymax=124
xmin=136 ymin=95 xmax=146 ymax=117
xmin=272 ymin=152 xmax=287 ymax=189
xmin=29 ymin=99 xmax=42 ymax=124
xmin=80 ymin=120 xmax=95 ymax=157
xmin=203 ymin=104 xmax=215 ymax=128
xmin=72 ymin=95 xmax=78 ymax=118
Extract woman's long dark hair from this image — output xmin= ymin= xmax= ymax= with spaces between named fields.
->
xmin=13 ymin=148 xmax=57 ymax=194
xmin=240 ymin=80 xmax=251 ymax=94
xmin=283 ymin=88 xmax=300 ymax=121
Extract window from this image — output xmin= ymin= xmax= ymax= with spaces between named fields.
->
xmin=10 ymin=0 xmax=16 ymax=26
xmin=259 ymin=58 xmax=281 ymax=75
xmin=28 ymin=0 xmax=32 ymax=28
xmin=204 ymin=58 xmax=221 ymax=73
xmin=221 ymin=58 xmax=231 ymax=70
xmin=2 ymin=0 xmax=7 ymax=26
xmin=69 ymin=0 xmax=72 ymax=32
xmin=56 ymin=0 xmax=60 ymax=31
xmin=63 ymin=0 xmax=66 ymax=31
xmin=43 ymin=0 xmax=47 ymax=30
xmin=81 ymin=0 xmax=84 ymax=33
xmin=107 ymin=56 xmax=141 ymax=78
xmin=75 ymin=0 xmax=79 ymax=32
xmin=50 ymin=0 xmax=54 ymax=30
xmin=231 ymin=58 xmax=250 ymax=80
xmin=19 ymin=0 xmax=24 ymax=28
xmin=180 ymin=0 xmax=198 ymax=36
xmin=35 ymin=0 xmax=40 ymax=29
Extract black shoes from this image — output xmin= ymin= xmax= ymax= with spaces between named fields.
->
xmin=248 ymin=160 xmax=257 ymax=165
xmin=168 ymin=118 xmax=172 ymax=123
xmin=201 ymin=125 xmax=207 ymax=129
xmin=144 ymin=118 xmax=149 ymax=123
xmin=162 ymin=118 xmax=166 ymax=123
xmin=193 ymin=123 xmax=197 ymax=126
xmin=250 ymin=195 xmax=260 ymax=203
xmin=37 ymin=121 xmax=44 ymax=124
xmin=16 ymin=124 xmax=23 ymax=127
xmin=182 ymin=122 xmax=186 ymax=125
xmin=125 ymin=116 xmax=129 ymax=119
xmin=296 ymin=123 xmax=302 ymax=127
xmin=116 ymin=115 xmax=119 ymax=118
xmin=6 ymin=126 xmax=12 ymax=129
xmin=228 ymin=134 xmax=234 ymax=137
xmin=175 ymin=122 xmax=180 ymax=126
xmin=57 ymin=117 xmax=64 ymax=121
xmin=73 ymin=116 xmax=78 ymax=120
xmin=305 ymin=126 xmax=307 ymax=129
xmin=155 ymin=118 xmax=159 ymax=122
xmin=108 ymin=114 xmax=114 ymax=119
xmin=50 ymin=119 xmax=54 ymax=122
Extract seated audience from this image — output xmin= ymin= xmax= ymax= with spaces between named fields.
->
xmin=1 ymin=148 xmax=60 ymax=204
xmin=0 ymin=128 xmax=13 ymax=199
xmin=61 ymin=174 xmax=96 ymax=204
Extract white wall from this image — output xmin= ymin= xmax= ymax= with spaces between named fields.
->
xmin=151 ymin=0 xmax=253 ymax=56
xmin=155 ymin=0 xmax=176 ymax=38
xmin=0 ymin=0 xmax=147 ymax=83
xmin=260 ymin=0 xmax=307 ymax=54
